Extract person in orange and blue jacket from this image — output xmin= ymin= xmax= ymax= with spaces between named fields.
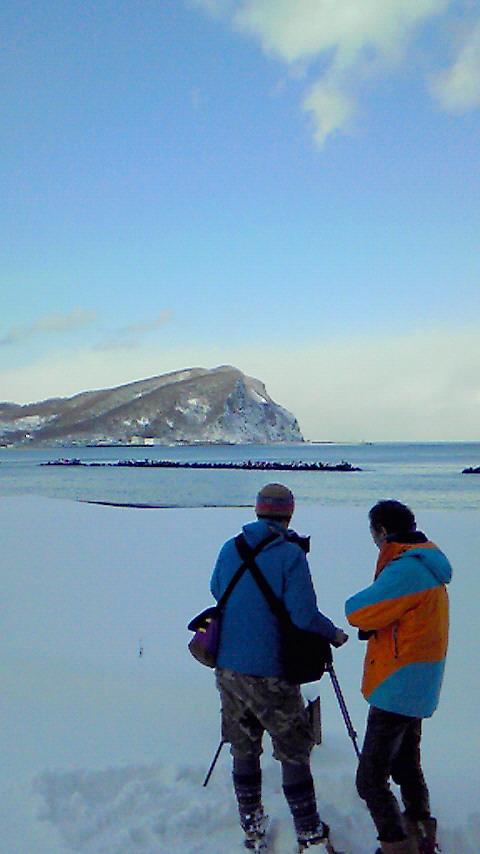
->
xmin=345 ymin=500 xmax=452 ymax=854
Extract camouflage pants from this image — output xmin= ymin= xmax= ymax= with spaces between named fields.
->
xmin=216 ymin=667 xmax=314 ymax=764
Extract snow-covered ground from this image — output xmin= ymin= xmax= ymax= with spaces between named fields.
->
xmin=1 ymin=496 xmax=478 ymax=854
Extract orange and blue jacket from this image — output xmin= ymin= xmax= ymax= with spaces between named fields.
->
xmin=345 ymin=535 xmax=451 ymax=718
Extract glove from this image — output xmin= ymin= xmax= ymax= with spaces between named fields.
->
xmin=358 ymin=629 xmax=376 ymax=640
xmin=332 ymin=628 xmax=349 ymax=648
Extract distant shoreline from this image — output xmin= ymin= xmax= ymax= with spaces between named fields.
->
xmin=81 ymin=500 xmax=252 ymax=509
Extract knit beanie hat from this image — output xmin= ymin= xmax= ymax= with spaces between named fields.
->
xmin=255 ymin=483 xmax=295 ymax=520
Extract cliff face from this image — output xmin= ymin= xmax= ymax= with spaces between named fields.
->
xmin=0 ymin=366 xmax=303 ymax=446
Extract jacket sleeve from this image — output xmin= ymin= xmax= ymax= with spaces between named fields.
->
xmin=283 ymin=549 xmax=338 ymax=641
xmin=345 ymin=559 xmax=418 ymax=631
xmin=210 ymin=542 xmax=230 ymax=601
xmin=210 ymin=563 xmax=220 ymax=601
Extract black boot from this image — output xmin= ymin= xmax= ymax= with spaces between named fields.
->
xmin=297 ymin=820 xmax=332 ymax=851
xmin=418 ymin=817 xmax=440 ymax=853
xmin=233 ymin=765 xmax=265 ymax=848
xmin=283 ymin=773 xmax=333 ymax=852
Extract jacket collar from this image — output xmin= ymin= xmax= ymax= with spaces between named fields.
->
xmin=375 ymin=538 xmax=437 ymax=578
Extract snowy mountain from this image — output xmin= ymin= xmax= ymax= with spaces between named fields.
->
xmin=0 ymin=366 xmax=303 ymax=446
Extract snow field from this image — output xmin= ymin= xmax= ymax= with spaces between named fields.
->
xmin=0 ymin=497 xmax=478 ymax=853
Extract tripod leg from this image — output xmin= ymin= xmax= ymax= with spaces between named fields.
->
xmin=203 ymin=739 xmax=225 ymax=786
xmin=327 ymin=664 xmax=361 ymax=759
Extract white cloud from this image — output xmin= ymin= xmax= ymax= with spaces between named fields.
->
xmin=234 ymin=0 xmax=442 ymax=64
xmin=0 ymin=309 xmax=97 ymax=347
xmin=120 ymin=310 xmax=172 ymax=337
xmin=94 ymin=310 xmax=172 ymax=351
xmin=1 ymin=325 xmax=480 ymax=441
xmin=302 ymin=81 xmax=356 ymax=146
xmin=429 ymin=19 xmax=480 ymax=112
xmin=188 ymin=0 xmax=235 ymax=16
xmin=257 ymin=326 xmax=480 ymax=441
xmin=192 ymin=0 xmax=480 ymax=144
xmin=234 ymin=0 xmax=453 ymax=144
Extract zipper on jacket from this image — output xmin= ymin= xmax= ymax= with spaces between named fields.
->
xmin=392 ymin=622 xmax=399 ymax=658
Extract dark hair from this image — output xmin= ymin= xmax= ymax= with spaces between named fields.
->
xmin=369 ymin=500 xmax=416 ymax=535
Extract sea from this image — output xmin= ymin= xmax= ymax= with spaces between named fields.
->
xmin=1 ymin=442 xmax=479 ymax=511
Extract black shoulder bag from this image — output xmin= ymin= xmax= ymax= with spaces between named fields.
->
xmin=188 ymin=532 xmax=278 ymax=668
xmin=234 ymin=533 xmax=332 ymax=684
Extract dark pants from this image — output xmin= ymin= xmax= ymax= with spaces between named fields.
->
xmin=356 ymin=706 xmax=431 ymax=843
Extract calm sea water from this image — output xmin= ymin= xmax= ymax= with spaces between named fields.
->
xmin=1 ymin=442 xmax=480 ymax=510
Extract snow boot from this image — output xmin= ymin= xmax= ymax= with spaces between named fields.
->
xmin=242 ymin=808 xmax=269 ymax=851
xmin=418 ymin=817 xmax=440 ymax=853
xmin=283 ymin=776 xmax=321 ymax=839
xmin=297 ymin=820 xmax=340 ymax=852
xmin=375 ymin=839 xmax=417 ymax=854
xmin=233 ymin=767 xmax=265 ymax=849
xmin=402 ymin=816 xmax=421 ymax=854
xmin=403 ymin=815 xmax=440 ymax=853
xmin=283 ymin=770 xmax=341 ymax=852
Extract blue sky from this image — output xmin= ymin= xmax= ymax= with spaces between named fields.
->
xmin=1 ymin=0 xmax=479 ymax=440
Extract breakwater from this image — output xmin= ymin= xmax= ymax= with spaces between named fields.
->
xmin=40 ymin=458 xmax=362 ymax=472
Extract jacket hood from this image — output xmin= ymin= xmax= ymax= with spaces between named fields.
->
xmin=410 ymin=545 xmax=453 ymax=585
xmin=242 ymin=518 xmax=285 ymax=550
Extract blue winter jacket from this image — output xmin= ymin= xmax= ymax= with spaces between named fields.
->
xmin=210 ymin=519 xmax=338 ymax=677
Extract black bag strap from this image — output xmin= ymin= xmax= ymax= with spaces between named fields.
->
xmin=217 ymin=532 xmax=279 ymax=612
xmin=234 ymin=532 xmax=291 ymax=629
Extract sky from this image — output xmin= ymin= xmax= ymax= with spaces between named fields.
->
xmin=1 ymin=0 xmax=479 ymax=441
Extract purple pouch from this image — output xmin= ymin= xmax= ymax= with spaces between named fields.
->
xmin=188 ymin=606 xmax=221 ymax=668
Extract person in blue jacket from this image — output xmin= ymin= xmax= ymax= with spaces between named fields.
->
xmin=211 ymin=483 xmax=348 ymax=853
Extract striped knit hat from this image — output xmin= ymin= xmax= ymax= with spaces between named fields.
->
xmin=255 ymin=483 xmax=295 ymax=520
